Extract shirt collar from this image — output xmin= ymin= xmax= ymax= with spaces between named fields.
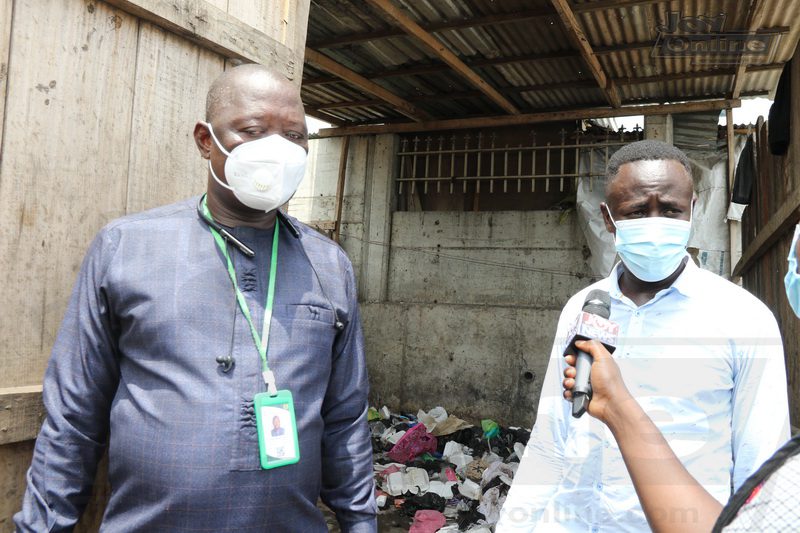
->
xmin=606 ymin=253 xmax=700 ymax=301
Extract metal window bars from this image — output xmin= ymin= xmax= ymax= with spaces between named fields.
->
xmin=396 ymin=125 xmax=643 ymax=197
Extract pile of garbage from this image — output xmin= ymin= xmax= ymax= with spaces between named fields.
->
xmin=369 ymin=406 xmax=530 ymax=532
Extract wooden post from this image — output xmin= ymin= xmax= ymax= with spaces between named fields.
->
xmin=726 ymin=107 xmax=743 ymax=280
xmin=333 ymin=136 xmax=350 ymax=243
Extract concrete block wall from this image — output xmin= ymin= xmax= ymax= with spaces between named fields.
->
xmin=290 ymin=135 xmax=594 ymax=426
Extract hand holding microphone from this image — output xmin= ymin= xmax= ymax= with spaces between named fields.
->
xmin=563 ymin=340 xmax=633 ymax=423
xmin=562 ymin=290 xmax=619 ymax=418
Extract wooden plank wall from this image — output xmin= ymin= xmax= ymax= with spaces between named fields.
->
xmin=740 ymin=48 xmax=800 ymax=427
xmin=0 ymin=0 xmax=310 ymax=529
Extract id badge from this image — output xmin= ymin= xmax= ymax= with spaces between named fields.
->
xmin=254 ymin=390 xmax=300 ymax=469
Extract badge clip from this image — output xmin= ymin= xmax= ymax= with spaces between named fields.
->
xmin=262 ymin=369 xmax=278 ymax=396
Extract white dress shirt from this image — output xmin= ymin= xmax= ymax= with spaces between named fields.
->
xmin=497 ymin=258 xmax=790 ymax=532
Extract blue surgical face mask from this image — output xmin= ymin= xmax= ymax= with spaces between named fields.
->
xmin=606 ymin=204 xmax=692 ymax=282
xmin=784 ymin=225 xmax=800 ymax=317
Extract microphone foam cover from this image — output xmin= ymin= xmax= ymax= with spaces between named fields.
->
xmin=582 ymin=289 xmax=611 ymax=319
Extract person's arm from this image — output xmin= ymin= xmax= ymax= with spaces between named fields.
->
xmin=496 ymin=320 xmax=572 ymax=530
xmin=728 ymin=307 xmax=789 ymax=491
xmin=14 ymin=230 xmax=121 ymax=532
xmin=563 ymin=339 xmax=722 ymax=533
xmin=319 ymin=260 xmax=376 ymax=533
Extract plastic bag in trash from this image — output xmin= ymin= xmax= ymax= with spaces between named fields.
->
xmin=433 ymin=415 xmax=473 ymax=436
xmin=417 ymin=406 xmax=448 ymax=433
xmin=481 ymin=419 xmax=499 ymax=439
xmin=383 ymin=467 xmax=430 ymax=496
xmin=375 ymin=492 xmax=388 ymax=508
xmin=458 ymin=478 xmax=482 ymax=500
xmin=513 ymin=442 xmax=526 ymax=461
xmin=447 ymin=451 xmax=473 ymax=471
xmin=387 ymin=423 xmax=437 ymax=463
xmin=403 ymin=493 xmax=447 ymax=516
xmin=427 ymin=480 xmax=457 ymax=499
xmin=477 ymin=486 xmax=506 ymax=525
xmin=442 ymin=441 xmax=465 ymax=459
xmin=483 ymin=452 xmax=502 ymax=465
xmin=481 ymin=460 xmax=518 ymax=487
xmin=456 ymin=500 xmax=484 ymax=530
xmin=409 ymin=509 xmax=447 ymax=532
xmin=380 ymin=426 xmax=404 ymax=444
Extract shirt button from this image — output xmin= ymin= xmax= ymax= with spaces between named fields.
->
xmin=592 ymin=527 xmax=599 ymax=533
xmin=596 ymin=482 xmax=603 ymax=491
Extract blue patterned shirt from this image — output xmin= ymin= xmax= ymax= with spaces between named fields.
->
xmin=15 ymin=197 xmax=377 ymax=532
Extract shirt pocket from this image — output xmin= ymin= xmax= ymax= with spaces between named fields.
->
xmin=268 ymin=303 xmax=337 ymax=402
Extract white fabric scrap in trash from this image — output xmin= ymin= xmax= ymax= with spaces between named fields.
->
xmin=481 ymin=461 xmax=518 ymax=487
xmin=442 ymin=441 xmax=464 ymax=459
xmin=458 ymin=478 xmax=482 ymax=500
xmin=477 ymin=486 xmax=506 ymax=525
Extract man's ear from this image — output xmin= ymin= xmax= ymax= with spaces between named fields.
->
xmin=600 ymin=202 xmax=616 ymax=235
xmin=193 ymin=122 xmax=212 ymax=160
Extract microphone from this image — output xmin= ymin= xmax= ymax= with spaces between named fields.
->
xmin=563 ymin=289 xmax=619 ymax=418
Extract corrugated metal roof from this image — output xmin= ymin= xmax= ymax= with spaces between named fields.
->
xmin=303 ymin=0 xmax=799 ymax=127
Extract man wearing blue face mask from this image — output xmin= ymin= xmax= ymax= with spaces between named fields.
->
xmin=15 ymin=65 xmax=376 ymax=532
xmin=498 ymin=140 xmax=790 ymax=532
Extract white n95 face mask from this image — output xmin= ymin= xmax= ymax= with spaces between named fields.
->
xmin=606 ymin=205 xmax=692 ymax=282
xmin=204 ymin=123 xmax=307 ymax=212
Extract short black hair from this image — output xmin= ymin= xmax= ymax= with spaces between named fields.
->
xmin=606 ymin=139 xmax=692 ymax=179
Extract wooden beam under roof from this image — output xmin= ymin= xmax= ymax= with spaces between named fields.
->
xmin=305 ymin=65 xmax=781 ymax=113
xmin=550 ymin=0 xmax=622 ymax=108
xmin=304 ymin=108 xmax=346 ymax=127
xmin=363 ymin=0 xmax=519 ymax=115
xmin=315 ymin=98 xmax=740 ymax=137
xmin=621 ymin=63 xmax=782 ymax=85
xmin=104 ymin=0 xmax=301 ymax=83
xmin=303 ymin=48 xmax=432 ymax=121
xmin=731 ymin=0 xmax=769 ymax=98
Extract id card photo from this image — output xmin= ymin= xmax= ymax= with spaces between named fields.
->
xmin=255 ymin=391 xmax=300 ymax=469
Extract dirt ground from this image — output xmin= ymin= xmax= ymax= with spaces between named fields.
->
xmin=320 ymin=502 xmax=411 ymax=532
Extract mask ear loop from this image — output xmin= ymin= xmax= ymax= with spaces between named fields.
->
xmin=203 ymin=122 xmax=235 ymax=192
xmin=603 ymin=204 xmax=618 ymax=229
xmin=204 ymin=122 xmax=231 ymax=157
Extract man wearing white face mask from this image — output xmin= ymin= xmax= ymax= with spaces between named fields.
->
xmin=497 ymin=140 xmax=789 ymax=532
xmin=15 ymin=65 xmax=376 ymax=532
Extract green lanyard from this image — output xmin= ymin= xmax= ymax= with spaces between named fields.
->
xmin=202 ymin=198 xmax=280 ymax=395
